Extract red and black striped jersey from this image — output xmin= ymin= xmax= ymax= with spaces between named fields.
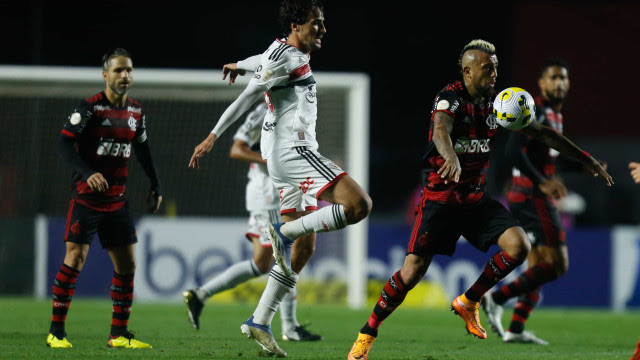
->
xmin=508 ymin=96 xmax=563 ymax=201
xmin=61 ymin=92 xmax=147 ymax=211
xmin=423 ymin=81 xmax=499 ymax=204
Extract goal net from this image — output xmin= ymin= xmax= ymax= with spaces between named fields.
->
xmin=0 ymin=65 xmax=369 ymax=308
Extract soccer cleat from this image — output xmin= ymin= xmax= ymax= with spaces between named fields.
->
xmin=503 ymin=330 xmax=548 ymax=345
xmin=265 ymin=223 xmax=294 ymax=277
xmin=240 ymin=316 xmax=286 ymax=357
xmin=46 ymin=333 xmax=72 ymax=348
xmin=481 ymin=293 xmax=505 ymax=337
xmin=348 ymin=332 xmax=376 ymax=360
xmin=282 ymin=325 xmax=323 ymax=341
xmin=183 ymin=289 xmax=204 ymax=330
xmin=451 ymin=294 xmax=487 ymax=339
xmin=107 ymin=332 xmax=152 ymax=348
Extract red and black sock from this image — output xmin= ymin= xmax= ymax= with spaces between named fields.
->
xmin=110 ymin=272 xmax=134 ymax=338
xmin=360 ymin=271 xmax=412 ymax=338
xmin=465 ymin=251 xmax=523 ymax=302
xmin=50 ymin=264 xmax=80 ymax=337
xmin=492 ymin=262 xmax=557 ymax=305
xmin=508 ymin=288 xmax=540 ymax=333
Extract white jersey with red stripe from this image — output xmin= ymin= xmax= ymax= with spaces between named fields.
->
xmin=255 ymin=38 xmax=318 ymax=159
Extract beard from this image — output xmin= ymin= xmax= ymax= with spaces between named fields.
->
xmin=109 ymin=82 xmax=129 ymax=96
xmin=546 ymin=90 xmax=566 ymax=104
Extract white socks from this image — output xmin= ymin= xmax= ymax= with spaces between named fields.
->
xmin=252 ymin=264 xmax=298 ymax=325
xmin=280 ymin=287 xmax=299 ymax=333
xmin=196 ymin=259 xmax=262 ymax=302
xmin=281 ymin=204 xmax=347 ymax=240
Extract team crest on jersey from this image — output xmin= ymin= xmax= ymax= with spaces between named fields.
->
xmin=128 ymin=116 xmax=137 ymax=131
xmin=486 ymin=114 xmax=498 ymax=130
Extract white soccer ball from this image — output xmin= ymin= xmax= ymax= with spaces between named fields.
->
xmin=492 ymin=87 xmax=535 ymax=130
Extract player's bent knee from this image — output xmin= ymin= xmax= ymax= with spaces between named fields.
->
xmin=345 ymin=194 xmax=373 ymax=224
xmin=498 ymin=227 xmax=531 ymax=262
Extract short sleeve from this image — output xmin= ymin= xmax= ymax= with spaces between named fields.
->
xmin=61 ymin=101 xmax=92 ymax=138
xmin=251 ymin=45 xmax=298 ymax=89
xmin=431 ymin=90 xmax=463 ymax=120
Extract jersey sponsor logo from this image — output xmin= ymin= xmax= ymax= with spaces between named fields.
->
xmin=486 ymin=114 xmax=498 ymax=129
xmin=436 ymin=100 xmax=450 ymax=110
xmin=96 ymin=138 xmax=132 ymax=158
xmin=306 ymin=84 xmax=316 ymax=103
xmin=128 ymin=116 xmax=137 ymax=131
xmin=299 ymin=177 xmax=314 ymax=194
xmin=69 ymin=112 xmax=82 ymax=125
xmin=454 ymin=138 xmax=491 ymax=154
xmin=262 ymin=68 xmax=274 ymax=81
xmin=127 ymin=106 xmax=141 ymax=113
xmin=93 ymin=105 xmax=110 ymax=111
xmin=450 ymin=100 xmax=460 ymax=113
xmin=263 ymin=120 xmax=277 ymax=132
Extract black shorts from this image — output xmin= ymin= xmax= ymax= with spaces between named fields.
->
xmin=64 ymin=200 xmax=137 ymax=248
xmin=408 ymin=193 xmax=520 ymax=257
xmin=508 ymin=197 xmax=565 ymax=248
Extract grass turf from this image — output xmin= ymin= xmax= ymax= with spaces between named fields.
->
xmin=0 ymin=297 xmax=637 ymax=359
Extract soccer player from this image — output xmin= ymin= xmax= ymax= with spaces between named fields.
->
xmin=183 ymin=102 xmax=321 ymax=342
xmin=347 ymin=40 xmax=612 ymax=360
xmin=189 ymin=0 xmax=372 ymax=356
xmin=481 ymin=58 xmax=601 ymax=345
xmin=46 ymin=48 xmax=162 ymax=349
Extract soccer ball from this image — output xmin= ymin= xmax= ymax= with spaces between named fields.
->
xmin=492 ymin=87 xmax=535 ymax=130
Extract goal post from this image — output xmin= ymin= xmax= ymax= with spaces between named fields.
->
xmin=0 ymin=65 xmax=369 ymax=308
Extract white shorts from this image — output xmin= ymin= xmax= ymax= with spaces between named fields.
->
xmin=267 ymin=146 xmax=347 ymax=214
xmin=246 ymin=209 xmax=282 ymax=247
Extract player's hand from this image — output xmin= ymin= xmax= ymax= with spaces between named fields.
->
xmin=86 ymin=172 xmax=109 ymax=192
xmin=437 ymin=155 xmax=461 ymax=184
xmin=222 ymin=63 xmax=246 ymax=85
xmin=538 ymin=177 xmax=567 ymax=199
xmin=630 ymin=162 xmax=640 ymax=184
xmin=189 ymin=133 xmax=217 ymax=169
xmin=583 ymin=156 xmax=613 ymax=186
xmin=146 ymin=189 xmax=162 ymax=214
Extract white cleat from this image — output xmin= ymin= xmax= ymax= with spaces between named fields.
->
xmin=503 ymin=330 xmax=549 ymax=345
xmin=241 ymin=316 xmax=287 ymax=357
xmin=481 ymin=293 xmax=505 ymax=337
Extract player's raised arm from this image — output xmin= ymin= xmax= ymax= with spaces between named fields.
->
xmin=519 ymin=121 xmax=613 ymax=186
xmin=189 ymin=80 xmax=267 ymax=169
xmin=432 ymin=111 xmax=461 ymax=184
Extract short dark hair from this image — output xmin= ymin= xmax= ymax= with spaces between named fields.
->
xmin=102 ymin=48 xmax=132 ymax=70
xmin=458 ymin=39 xmax=496 ymax=74
xmin=278 ymin=0 xmax=324 ymax=37
xmin=540 ymin=57 xmax=569 ymax=77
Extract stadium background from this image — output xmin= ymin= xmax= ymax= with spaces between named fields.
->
xmin=1 ymin=1 xmax=639 ymax=310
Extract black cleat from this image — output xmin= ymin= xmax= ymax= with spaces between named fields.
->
xmin=282 ymin=325 xmax=323 ymax=341
xmin=183 ymin=290 xmax=204 ymax=330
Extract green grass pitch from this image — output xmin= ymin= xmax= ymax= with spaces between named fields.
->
xmin=0 ymin=297 xmax=637 ymax=359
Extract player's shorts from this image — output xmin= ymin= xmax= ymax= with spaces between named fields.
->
xmin=246 ymin=209 xmax=282 ymax=247
xmin=267 ymin=146 xmax=347 ymax=214
xmin=407 ymin=193 xmax=521 ymax=257
xmin=63 ymin=200 xmax=137 ymax=248
xmin=508 ymin=197 xmax=566 ymax=248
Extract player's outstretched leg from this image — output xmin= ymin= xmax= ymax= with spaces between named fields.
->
xmin=266 ymin=223 xmax=294 ymax=277
xmin=183 ymin=289 xmax=204 ymax=330
xmin=241 ymin=316 xmax=287 ymax=357
xmin=481 ymin=292 xmax=505 ymax=337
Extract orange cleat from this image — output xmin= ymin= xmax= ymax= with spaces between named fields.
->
xmin=347 ymin=332 xmax=376 ymax=360
xmin=451 ymin=294 xmax=487 ymax=339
